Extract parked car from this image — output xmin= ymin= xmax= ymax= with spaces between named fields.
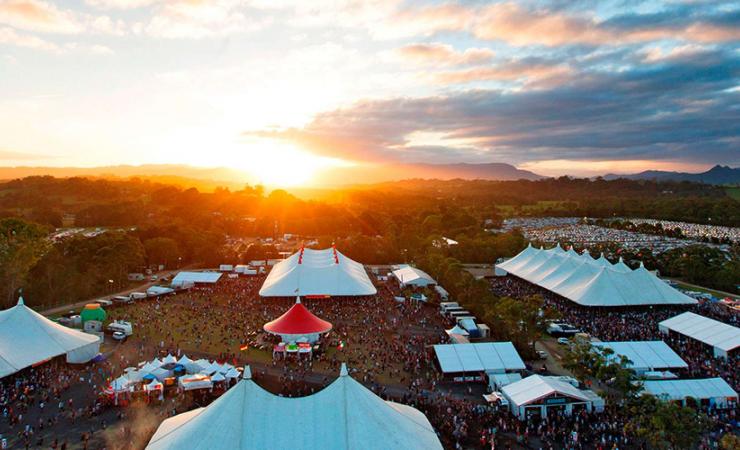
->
xmin=557 ymin=337 xmax=570 ymax=345
xmin=112 ymin=331 xmax=127 ymax=341
xmin=536 ymin=350 xmax=548 ymax=359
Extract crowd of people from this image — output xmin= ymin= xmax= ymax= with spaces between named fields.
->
xmin=2 ymin=267 xmax=737 ymax=449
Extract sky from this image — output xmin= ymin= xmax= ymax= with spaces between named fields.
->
xmin=0 ymin=0 xmax=739 ymax=185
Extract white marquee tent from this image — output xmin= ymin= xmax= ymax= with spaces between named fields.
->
xmin=641 ymin=378 xmax=738 ymax=408
xmin=171 ymin=271 xmax=222 ymax=288
xmin=433 ymin=342 xmax=525 ymax=375
xmin=259 ymin=248 xmax=377 ymax=297
xmin=496 ymin=244 xmax=697 ymax=307
xmin=146 ymin=364 xmax=442 ymax=450
xmin=592 ymin=341 xmax=687 ymax=373
xmin=0 ymin=297 xmax=101 ymax=379
xmin=501 ymin=375 xmax=604 ymax=420
xmin=658 ymin=312 xmax=740 ymax=358
xmin=392 ymin=266 xmax=436 ymax=288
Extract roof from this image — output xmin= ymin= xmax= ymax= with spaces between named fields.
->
xmin=433 ymin=342 xmax=525 ymax=373
xmin=641 ymin=378 xmax=738 ymax=401
xmin=659 ymin=312 xmax=740 ymax=353
xmin=259 ymin=248 xmax=376 ymax=297
xmin=501 ymin=375 xmax=593 ymax=406
xmin=264 ymin=298 xmax=333 ymax=335
xmin=0 ymin=297 xmax=101 ymax=378
xmin=496 ymin=244 xmax=696 ymax=307
xmin=392 ymin=266 xmax=436 ymax=286
xmin=146 ymin=365 xmax=442 ymax=450
xmin=593 ymin=341 xmax=687 ymax=371
xmin=171 ymin=271 xmax=222 ymax=285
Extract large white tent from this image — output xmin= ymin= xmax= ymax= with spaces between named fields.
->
xmin=496 ymin=244 xmax=697 ymax=307
xmin=592 ymin=341 xmax=687 ymax=373
xmin=658 ymin=312 xmax=740 ymax=358
xmin=433 ymin=342 xmax=525 ymax=374
xmin=0 ymin=297 xmax=101 ymax=379
xmin=259 ymin=248 xmax=376 ymax=297
xmin=146 ymin=364 xmax=442 ymax=450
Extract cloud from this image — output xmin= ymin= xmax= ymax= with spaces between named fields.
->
xmin=381 ymin=2 xmax=740 ymax=47
xmin=0 ymin=25 xmax=59 ymax=50
xmin=85 ymin=0 xmax=160 ymax=10
xmin=142 ymin=0 xmax=267 ymax=39
xmin=244 ymin=49 xmax=740 ymax=167
xmin=435 ymin=58 xmax=573 ymax=87
xmin=0 ymin=0 xmax=83 ymax=34
xmin=395 ymin=43 xmax=494 ymax=67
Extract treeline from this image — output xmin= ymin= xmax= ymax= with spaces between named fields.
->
xmin=1 ymin=175 xmax=738 ymax=308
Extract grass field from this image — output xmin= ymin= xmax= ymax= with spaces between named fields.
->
xmin=725 ymin=186 xmax=740 ymax=200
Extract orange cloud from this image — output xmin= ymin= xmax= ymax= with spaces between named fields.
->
xmin=396 ymin=43 xmax=494 ymax=66
xmin=436 ymin=61 xmax=573 ymax=86
xmin=0 ymin=0 xmax=82 ymax=33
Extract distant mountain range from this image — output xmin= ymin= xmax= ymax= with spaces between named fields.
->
xmin=604 ymin=165 xmax=740 ymax=185
xmin=0 ymin=163 xmax=736 ymax=188
xmin=0 ymin=162 xmax=544 ymax=187
xmin=318 ymin=162 xmax=544 ymax=185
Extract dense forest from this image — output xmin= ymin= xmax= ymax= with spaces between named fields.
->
xmin=0 ymin=175 xmax=737 ymax=308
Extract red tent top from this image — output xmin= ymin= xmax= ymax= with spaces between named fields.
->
xmin=263 ymin=298 xmax=333 ymax=335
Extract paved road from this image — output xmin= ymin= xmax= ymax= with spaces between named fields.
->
xmin=40 ymin=268 xmax=192 ymax=316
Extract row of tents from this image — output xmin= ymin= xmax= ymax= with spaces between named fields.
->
xmin=496 ymin=243 xmax=697 ymax=307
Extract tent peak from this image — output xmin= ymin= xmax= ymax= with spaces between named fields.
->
xmin=340 ymin=363 xmax=348 ymax=377
xmin=243 ymin=365 xmax=252 ymax=379
xmin=295 ymin=296 xmax=301 ymax=304
xmin=17 ymin=296 xmax=24 ymax=306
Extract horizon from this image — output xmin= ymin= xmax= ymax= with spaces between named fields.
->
xmin=1 ymin=0 xmax=739 ymax=187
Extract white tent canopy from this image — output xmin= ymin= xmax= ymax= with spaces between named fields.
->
xmin=592 ymin=341 xmax=687 ymax=372
xmin=259 ymin=248 xmax=376 ymax=297
xmin=146 ymin=364 xmax=442 ymax=450
xmin=392 ymin=266 xmax=436 ymax=287
xmin=641 ymin=378 xmax=738 ymax=407
xmin=496 ymin=244 xmax=697 ymax=307
xmin=658 ymin=312 xmax=740 ymax=358
xmin=0 ymin=297 xmax=101 ymax=379
xmin=171 ymin=271 xmax=222 ymax=287
xmin=433 ymin=342 xmax=525 ymax=374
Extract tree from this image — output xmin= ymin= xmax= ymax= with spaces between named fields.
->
xmin=0 ymin=218 xmax=49 ymax=306
xmin=625 ymin=395 xmax=709 ymax=450
xmin=144 ymin=237 xmax=181 ymax=268
xmin=719 ymin=433 xmax=740 ymax=450
xmin=484 ymin=295 xmax=548 ymax=357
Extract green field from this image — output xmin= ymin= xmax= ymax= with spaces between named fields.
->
xmin=726 ymin=186 xmax=740 ymax=200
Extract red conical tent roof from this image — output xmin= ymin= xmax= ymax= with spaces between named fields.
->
xmin=264 ymin=298 xmax=332 ymax=335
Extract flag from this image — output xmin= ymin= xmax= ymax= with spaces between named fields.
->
xmin=240 ymin=344 xmax=249 ymax=351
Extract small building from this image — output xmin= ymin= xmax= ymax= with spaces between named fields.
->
xmin=641 ymin=378 xmax=738 ymax=408
xmin=392 ymin=266 xmax=436 ymax=288
xmin=502 ymin=375 xmax=604 ymax=420
xmin=219 ymin=264 xmax=234 ymax=272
